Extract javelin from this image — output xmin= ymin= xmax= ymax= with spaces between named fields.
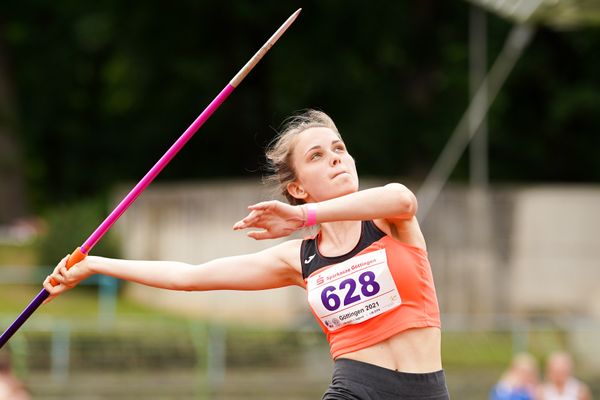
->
xmin=0 ymin=8 xmax=302 ymax=349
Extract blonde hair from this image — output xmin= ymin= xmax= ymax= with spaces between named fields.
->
xmin=264 ymin=109 xmax=340 ymax=205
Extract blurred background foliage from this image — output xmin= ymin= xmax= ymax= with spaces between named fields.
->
xmin=0 ymin=0 xmax=599 ymax=219
xmin=35 ymin=199 xmax=121 ymax=265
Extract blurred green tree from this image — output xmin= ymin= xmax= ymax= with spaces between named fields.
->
xmin=0 ymin=1 xmax=598 ymax=213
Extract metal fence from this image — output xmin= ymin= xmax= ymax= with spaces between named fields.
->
xmin=2 ymin=313 xmax=599 ymax=400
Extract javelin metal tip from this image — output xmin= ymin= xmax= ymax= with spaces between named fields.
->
xmin=230 ymin=8 xmax=302 ymax=87
xmin=288 ymin=9 xmax=301 ymax=24
xmin=284 ymin=9 xmax=302 ymax=30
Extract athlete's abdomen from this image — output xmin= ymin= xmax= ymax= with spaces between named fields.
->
xmin=339 ymin=326 xmax=442 ymax=373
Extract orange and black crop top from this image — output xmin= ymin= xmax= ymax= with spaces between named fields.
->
xmin=301 ymin=220 xmax=441 ymax=359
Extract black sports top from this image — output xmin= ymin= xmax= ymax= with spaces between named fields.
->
xmin=300 ymin=220 xmax=386 ymax=279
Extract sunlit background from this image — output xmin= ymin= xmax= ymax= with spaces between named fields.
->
xmin=1 ymin=1 xmax=599 ymax=399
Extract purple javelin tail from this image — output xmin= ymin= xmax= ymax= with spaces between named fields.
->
xmin=0 ymin=289 xmax=49 ymax=348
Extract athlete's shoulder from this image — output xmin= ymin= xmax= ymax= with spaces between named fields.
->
xmin=277 ymin=238 xmax=303 ymax=251
xmin=268 ymin=239 xmax=302 ymax=266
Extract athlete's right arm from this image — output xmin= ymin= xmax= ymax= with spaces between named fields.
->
xmin=43 ymin=239 xmax=304 ymax=302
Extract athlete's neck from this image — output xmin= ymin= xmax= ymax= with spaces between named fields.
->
xmin=318 ymin=220 xmax=362 ymax=257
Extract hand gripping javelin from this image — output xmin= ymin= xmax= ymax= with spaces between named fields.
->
xmin=0 ymin=8 xmax=302 ymax=349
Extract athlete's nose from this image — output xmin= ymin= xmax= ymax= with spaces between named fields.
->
xmin=330 ymin=151 xmax=341 ymax=167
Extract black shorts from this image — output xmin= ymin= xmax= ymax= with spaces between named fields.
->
xmin=323 ymin=358 xmax=450 ymax=400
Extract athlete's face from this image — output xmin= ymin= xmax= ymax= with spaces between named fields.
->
xmin=287 ymin=127 xmax=359 ymax=203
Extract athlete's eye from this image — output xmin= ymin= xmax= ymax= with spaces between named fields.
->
xmin=310 ymin=152 xmax=322 ymax=160
xmin=334 ymin=145 xmax=345 ymax=152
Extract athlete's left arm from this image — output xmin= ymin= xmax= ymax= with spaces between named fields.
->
xmin=310 ymin=183 xmax=417 ymax=223
xmin=234 ymin=183 xmax=421 ymax=242
xmin=313 ymin=183 xmax=426 ymax=248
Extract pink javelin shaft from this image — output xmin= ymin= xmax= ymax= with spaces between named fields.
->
xmin=83 ymin=8 xmax=301 ymax=253
xmin=0 ymin=8 xmax=301 ymax=350
xmin=82 ymin=84 xmax=234 ymax=253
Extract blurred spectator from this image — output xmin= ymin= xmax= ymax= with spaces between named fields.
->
xmin=490 ymin=352 xmax=540 ymax=400
xmin=0 ymin=349 xmax=30 ymax=400
xmin=0 ymin=217 xmax=43 ymax=245
xmin=540 ymin=351 xmax=592 ymax=400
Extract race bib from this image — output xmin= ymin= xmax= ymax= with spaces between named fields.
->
xmin=306 ymin=249 xmax=401 ymax=331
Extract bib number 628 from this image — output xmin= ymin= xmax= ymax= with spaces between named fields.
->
xmin=320 ymin=271 xmax=380 ymax=312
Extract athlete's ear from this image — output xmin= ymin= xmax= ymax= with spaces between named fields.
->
xmin=286 ymin=181 xmax=308 ymax=202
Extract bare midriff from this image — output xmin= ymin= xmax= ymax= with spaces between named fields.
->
xmin=338 ymin=327 xmax=442 ymax=373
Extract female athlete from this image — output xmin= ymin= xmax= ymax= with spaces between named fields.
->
xmin=44 ymin=110 xmax=450 ymax=399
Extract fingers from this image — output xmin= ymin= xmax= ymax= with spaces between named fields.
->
xmin=43 ymin=275 xmax=55 ymax=292
xmin=233 ymin=210 xmax=262 ymax=230
xmin=247 ymin=201 xmax=276 ymax=211
xmin=48 ymin=255 xmax=69 ymax=285
xmin=247 ymin=225 xmax=296 ymax=241
xmin=234 ymin=207 xmax=274 ymax=230
xmin=42 ymin=275 xmax=61 ymax=304
xmin=55 ymin=254 xmax=69 ymax=272
xmin=48 ymin=269 xmax=70 ymax=287
xmin=247 ymin=230 xmax=278 ymax=240
xmin=233 ymin=201 xmax=285 ymax=230
xmin=60 ymin=265 xmax=70 ymax=278
xmin=43 ymin=254 xmax=79 ymax=303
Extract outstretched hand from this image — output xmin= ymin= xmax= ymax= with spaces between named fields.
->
xmin=233 ymin=200 xmax=306 ymax=240
xmin=42 ymin=254 xmax=93 ymax=304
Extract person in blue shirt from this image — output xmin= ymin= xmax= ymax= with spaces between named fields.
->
xmin=490 ymin=352 xmax=539 ymax=400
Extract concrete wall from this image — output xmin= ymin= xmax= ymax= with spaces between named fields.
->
xmin=421 ymin=185 xmax=600 ymax=320
xmin=509 ymin=187 xmax=600 ymax=315
xmin=112 ymin=181 xmax=600 ymax=326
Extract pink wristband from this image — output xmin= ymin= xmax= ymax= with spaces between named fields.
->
xmin=304 ymin=203 xmax=317 ymax=227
